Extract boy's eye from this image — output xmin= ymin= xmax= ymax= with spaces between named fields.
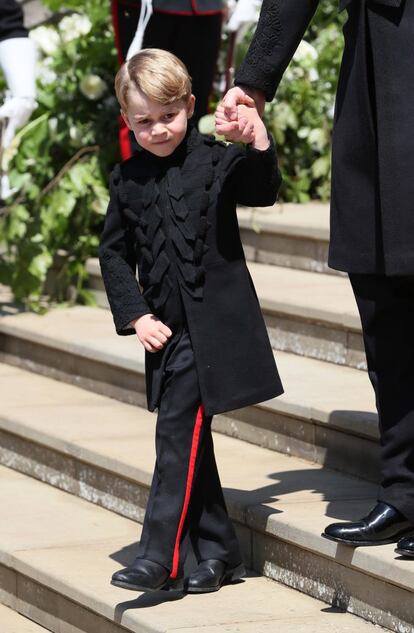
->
xmin=138 ymin=119 xmax=150 ymax=125
xmin=164 ymin=112 xmax=176 ymax=120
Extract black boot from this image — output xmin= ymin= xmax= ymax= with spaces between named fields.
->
xmin=111 ymin=558 xmax=180 ymax=592
xmin=322 ymin=502 xmax=413 ymax=546
xmin=395 ymin=535 xmax=414 ymax=557
xmin=185 ymin=559 xmax=246 ymax=593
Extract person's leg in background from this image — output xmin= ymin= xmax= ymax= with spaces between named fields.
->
xmin=143 ymin=12 xmax=222 ymax=124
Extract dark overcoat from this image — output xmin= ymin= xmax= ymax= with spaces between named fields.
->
xmin=99 ymin=127 xmax=284 ymax=416
xmin=235 ymin=0 xmax=414 ymax=275
xmin=0 ymin=0 xmax=28 ymax=42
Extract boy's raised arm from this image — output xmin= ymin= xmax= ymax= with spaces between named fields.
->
xmin=216 ymin=103 xmax=282 ymax=208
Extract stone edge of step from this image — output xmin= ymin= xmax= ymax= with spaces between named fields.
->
xmin=0 ymin=402 xmax=410 ymax=597
xmin=237 ymin=205 xmax=330 ymax=241
xmin=0 ymin=316 xmax=378 ymax=442
xmin=86 ymin=258 xmax=361 ymax=331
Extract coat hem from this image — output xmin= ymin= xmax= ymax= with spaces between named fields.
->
xmin=203 ymin=383 xmax=284 ymax=418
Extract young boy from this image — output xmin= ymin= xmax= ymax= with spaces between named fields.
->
xmin=99 ymin=48 xmax=283 ymax=594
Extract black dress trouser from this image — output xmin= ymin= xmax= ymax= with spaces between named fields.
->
xmin=350 ymin=273 xmax=414 ymax=523
xmin=136 ymin=329 xmax=241 ymax=578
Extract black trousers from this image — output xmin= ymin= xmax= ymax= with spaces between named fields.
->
xmin=350 ymin=273 xmax=414 ymax=523
xmin=136 ymin=329 xmax=241 ymax=579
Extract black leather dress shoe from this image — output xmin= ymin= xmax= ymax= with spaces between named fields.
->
xmin=322 ymin=502 xmax=413 ymax=546
xmin=186 ymin=559 xmax=246 ymax=593
xmin=395 ymin=535 xmax=414 ymax=558
xmin=111 ymin=558 xmax=181 ymax=592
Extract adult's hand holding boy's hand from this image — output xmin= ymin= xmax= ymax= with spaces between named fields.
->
xmin=216 ymin=103 xmax=269 ymax=151
xmin=215 ymin=86 xmax=265 ymax=142
xmin=131 ymin=314 xmax=172 ymax=353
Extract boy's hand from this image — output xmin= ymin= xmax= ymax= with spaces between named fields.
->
xmin=131 ymin=314 xmax=172 ymax=353
xmin=215 ymin=103 xmax=269 ymax=151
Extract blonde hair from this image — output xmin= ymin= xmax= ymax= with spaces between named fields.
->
xmin=115 ymin=48 xmax=192 ymax=111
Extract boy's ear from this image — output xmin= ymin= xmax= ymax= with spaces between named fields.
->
xmin=187 ymin=94 xmax=196 ymax=119
xmin=121 ymin=109 xmax=132 ymax=130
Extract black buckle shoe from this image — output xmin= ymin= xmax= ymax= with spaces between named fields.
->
xmin=395 ymin=535 xmax=414 ymax=558
xmin=111 ymin=558 xmax=182 ymax=592
xmin=185 ymin=560 xmax=246 ymax=594
xmin=322 ymin=502 xmax=413 ymax=546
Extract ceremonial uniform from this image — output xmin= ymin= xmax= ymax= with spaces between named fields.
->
xmin=0 ymin=0 xmax=28 ymax=41
xmin=99 ymin=125 xmax=283 ymax=576
xmin=235 ymin=0 xmax=414 ymax=523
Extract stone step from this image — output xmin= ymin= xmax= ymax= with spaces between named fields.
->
xmin=0 ymin=366 xmax=406 ymax=632
xmin=0 ymin=466 xmax=388 ymax=633
xmin=22 ymin=0 xmax=53 ymax=28
xmin=86 ymin=258 xmax=365 ymax=370
xmin=0 ymin=305 xmax=379 ymax=482
xmin=0 ymin=603 xmax=50 ymax=632
xmin=237 ymin=202 xmax=337 ymax=275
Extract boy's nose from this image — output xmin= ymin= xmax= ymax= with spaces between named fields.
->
xmin=152 ymin=122 xmax=167 ymax=138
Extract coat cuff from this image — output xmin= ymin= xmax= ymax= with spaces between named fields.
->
xmin=114 ymin=306 xmax=152 ymax=337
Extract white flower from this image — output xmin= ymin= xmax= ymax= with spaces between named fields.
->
xmin=59 ymin=14 xmax=92 ymax=43
xmin=30 ymin=26 xmax=60 ymax=56
xmin=69 ymin=125 xmax=83 ymax=145
xmin=309 ymin=68 xmax=320 ymax=82
xmin=79 ymin=74 xmax=107 ymax=100
xmin=37 ymin=63 xmax=57 ymax=86
xmin=48 ymin=117 xmax=58 ymax=133
xmin=308 ymin=128 xmax=328 ymax=151
xmin=294 ymin=40 xmax=318 ymax=63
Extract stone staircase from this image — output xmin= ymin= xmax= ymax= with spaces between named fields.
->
xmin=0 ymin=201 xmax=412 ymax=633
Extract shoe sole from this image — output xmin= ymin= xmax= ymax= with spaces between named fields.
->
xmin=394 ymin=548 xmax=414 ymax=558
xmin=186 ymin=563 xmax=246 ymax=594
xmin=321 ymin=529 xmax=413 ymax=547
xmin=111 ymin=577 xmax=184 ymax=592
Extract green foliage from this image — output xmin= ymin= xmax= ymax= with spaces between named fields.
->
xmin=0 ymin=0 xmax=119 ymax=309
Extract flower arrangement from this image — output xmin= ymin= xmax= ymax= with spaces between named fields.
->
xmin=0 ymin=0 xmax=119 ymax=309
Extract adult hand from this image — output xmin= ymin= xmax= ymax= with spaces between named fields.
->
xmin=0 ymin=96 xmax=36 ymax=149
xmin=216 ymin=85 xmax=266 ymax=141
xmin=131 ymin=313 xmax=172 ymax=353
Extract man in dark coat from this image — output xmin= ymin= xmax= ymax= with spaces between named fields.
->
xmin=217 ymin=0 xmax=414 ymax=556
xmin=100 ymin=49 xmax=283 ymax=592
xmin=111 ymin=0 xmax=224 ymax=159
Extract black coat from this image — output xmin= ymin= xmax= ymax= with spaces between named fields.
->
xmin=0 ymin=0 xmax=28 ymax=42
xmin=99 ymin=127 xmax=284 ymax=416
xmin=235 ymin=0 xmax=414 ymax=275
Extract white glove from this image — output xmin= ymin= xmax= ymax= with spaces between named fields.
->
xmin=226 ymin=0 xmax=262 ymax=32
xmin=0 ymin=37 xmax=37 ymax=149
xmin=0 ymin=94 xmax=37 ymax=148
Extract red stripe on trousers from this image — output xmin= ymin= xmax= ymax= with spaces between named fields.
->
xmin=170 ymin=404 xmax=205 ymax=579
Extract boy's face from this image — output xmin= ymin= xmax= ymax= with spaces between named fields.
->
xmin=121 ymin=87 xmax=195 ymax=157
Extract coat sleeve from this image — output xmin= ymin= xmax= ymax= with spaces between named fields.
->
xmin=99 ymin=165 xmax=152 ymax=336
xmin=234 ymin=0 xmax=320 ymax=101
xmin=0 ymin=0 xmax=28 ymax=42
xmin=220 ymin=134 xmax=282 ymax=207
